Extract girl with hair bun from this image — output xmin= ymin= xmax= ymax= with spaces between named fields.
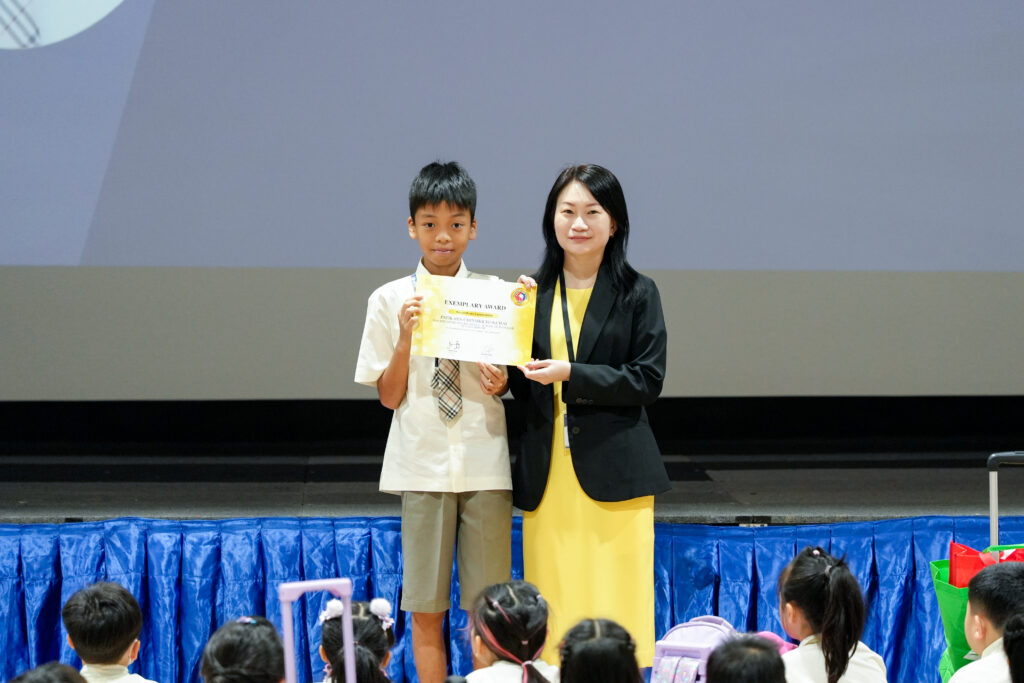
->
xmin=778 ymin=546 xmax=887 ymax=683
xmin=201 ymin=616 xmax=285 ymax=683
xmin=318 ymin=598 xmax=396 ymax=683
xmin=467 ymin=581 xmax=557 ymax=683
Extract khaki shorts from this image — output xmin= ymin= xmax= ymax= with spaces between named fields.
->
xmin=400 ymin=490 xmax=512 ymax=612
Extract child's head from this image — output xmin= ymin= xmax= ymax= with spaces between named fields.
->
xmin=201 ymin=616 xmax=284 ymax=683
xmin=1005 ymin=612 xmax=1024 ymax=683
xmin=318 ymin=598 xmax=396 ymax=683
xmin=558 ymin=618 xmax=642 ymax=683
xmin=706 ymin=635 xmax=786 ymax=683
xmin=965 ymin=562 xmax=1024 ymax=654
xmin=11 ymin=663 xmax=87 ymax=683
xmin=61 ymin=582 xmax=143 ymax=666
xmin=777 ymin=546 xmax=865 ymax=683
xmin=407 ymin=161 xmax=477 ymax=276
xmin=469 ymin=581 xmax=548 ymax=682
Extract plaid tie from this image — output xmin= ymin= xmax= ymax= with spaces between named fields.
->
xmin=431 ymin=358 xmax=462 ymax=422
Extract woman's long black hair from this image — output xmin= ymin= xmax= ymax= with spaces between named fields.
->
xmin=469 ymin=581 xmax=551 ymax=683
xmin=535 ymin=164 xmax=640 ymax=305
xmin=321 ymin=600 xmax=395 ymax=683
xmin=778 ymin=546 xmax=866 ymax=683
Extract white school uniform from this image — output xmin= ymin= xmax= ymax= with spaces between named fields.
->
xmin=782 ymin=634 xmax=887 ymax=683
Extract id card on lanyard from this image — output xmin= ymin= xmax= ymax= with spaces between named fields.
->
xmin=559 ymin=272 xmax=575 ymax=449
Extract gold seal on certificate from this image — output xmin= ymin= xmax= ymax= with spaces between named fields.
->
xmin=411 ymin=274 xmax=536 ymax=366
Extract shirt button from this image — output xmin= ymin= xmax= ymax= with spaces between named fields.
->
xmin=571 ymin=426 xmax=581 ymax=435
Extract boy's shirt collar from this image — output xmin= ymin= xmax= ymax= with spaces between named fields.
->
xmin=980 ymin=636 xmax=1005 ymax=658
xmin=415 ymin=259 xmax=468 ymax=280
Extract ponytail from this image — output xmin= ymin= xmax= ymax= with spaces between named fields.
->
xmin=470 ymin=581 xmax=551 ymax=683
xmin=1006 ymin=613 xmax=1024 ymax=683
xmin=779 ymin=547 xmax=865 ymax=683
xmin=319 ymin=599 xmax=396 ymax=683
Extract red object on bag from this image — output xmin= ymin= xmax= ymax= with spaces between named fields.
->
xmin=949 ymin=542 xmax=1024 ymax=588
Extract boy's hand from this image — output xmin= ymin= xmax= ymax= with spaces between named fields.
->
xmin=477 ymin=362 xmax=508 ymax=395
xmin=517 ymin=274 xmax=538 ymax=289
xmin=517 ymin=359 xmax=570 ymax=385
xmin=397 ymin=294 xmax=423 ymax=341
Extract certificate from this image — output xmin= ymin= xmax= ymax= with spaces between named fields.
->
xmin=411 ymin=274 xmax=536 ymax=366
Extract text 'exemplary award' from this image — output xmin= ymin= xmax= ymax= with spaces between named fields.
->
xmin=411 ymin=275 xmax=535 ymax=366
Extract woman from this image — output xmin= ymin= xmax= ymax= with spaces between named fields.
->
xmin=509 ymin=164 xmax=670 ymax=667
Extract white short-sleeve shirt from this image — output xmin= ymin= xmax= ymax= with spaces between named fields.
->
xmin=354 ymin=260 xmax=512 ymax=494
xmin=782 ymin=635 xmax=888 ymax=683
xmin=949 ymin=638 xmax=1010 ymax=683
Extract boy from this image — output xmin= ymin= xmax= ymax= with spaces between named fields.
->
xmin=950 ymin=562 xmax=1024 ymax=683
xmin=706 ymin=635 xmax=786 ymax=683
xmin=354 ymin=161 xmax=512 ymax=683
xmin=61 ymin=582 xmax=157 ymax=683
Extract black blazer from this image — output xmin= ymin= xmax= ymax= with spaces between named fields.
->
xmin=508 ymin=264 xmax=671 ymax=511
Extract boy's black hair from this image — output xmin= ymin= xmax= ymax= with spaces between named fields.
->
xmin=11 ymin=663 xmax=87 ymax=683
xmin=968 ymin=562 xmax=1024 ymax=631
xmin=321 ymin=601 xmax=395 ymax=683
xmin=707 ymin=635 xmax=786 ymax=683
xmin=201 ymin=616 xmax=284 ymax=683
xmin=470 ymin=581 xmax=550 ymax=683
xmin=1005 ymin=613 xmax=1024 ymax=683
xmin=778 ymin=546 xmax=865 ymax=683
xmin=409 ymin=161 xmax=477 ymax=221
xmin=559 ymin=618 xmax=642 ymax=683
xmin=536 ymin=164 xmax=640 ymax=305
xmin=61 ymin=582 xmax=143 ymax=665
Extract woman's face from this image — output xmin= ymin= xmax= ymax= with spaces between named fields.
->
xmin=553 ymin=181 xmax=616 ymax=263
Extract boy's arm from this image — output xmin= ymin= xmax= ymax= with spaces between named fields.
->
xmin=376 ymin=294 xmax=422 ymax=409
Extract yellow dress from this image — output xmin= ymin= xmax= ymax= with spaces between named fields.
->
xmin=522 ymin=281 xmax=656 ymax=667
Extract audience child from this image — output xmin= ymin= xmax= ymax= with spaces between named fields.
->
xmin=60 ymin=582 xmax=156 ymax=683
xmin=777 ymin=546 xmax=886 ymax=683
xmin=201 ymin=616 xmax=284 ymax=683
xmin=354 ymin=160 xmax=513 ymax=683
xmin=10 ymin=663 xmax=87 ymax=683
xmin=318 ymin=598 xmax=396 ymax=683
xmin=706 ymin=635 xmax=786 ymax=683
xmin=950 ymin=563 xmax=1024 ymax=683
xmin=559 ymin=619 xmax=641 ymax=683
xmin=467 ymin=581 xmax=557 ymax=683
xmin=1005 ymin=613 xmax=1024 ymax=683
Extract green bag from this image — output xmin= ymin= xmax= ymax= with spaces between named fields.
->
xmin=931 ymin=543 xmax=1024 ymax=683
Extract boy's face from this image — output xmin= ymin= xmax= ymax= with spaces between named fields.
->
xmin=408 ymin=201 xmax=476 ymax=276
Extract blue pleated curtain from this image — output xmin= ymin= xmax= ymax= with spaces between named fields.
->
xmin=1 ymin=515 xmax=1020 ymax=683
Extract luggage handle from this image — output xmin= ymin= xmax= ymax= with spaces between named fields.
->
xmin=988 ymin=451 xmax=1024 ymax=547
xmin=279 ymin=578 xmax=355 ymax=683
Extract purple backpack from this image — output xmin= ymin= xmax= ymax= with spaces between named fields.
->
xmin=652 ymin=616 xmax=737 ymax=683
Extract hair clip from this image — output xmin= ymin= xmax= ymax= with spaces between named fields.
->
xmin=811 ymin=548 xmax=821 ymax=557
xmin=318 ymin=599 xmax=345 ymax=625
xmin=236 ymin=616 xmax=258 ymax=625
xmin=369 ymin=598 xmax=394 ymax=630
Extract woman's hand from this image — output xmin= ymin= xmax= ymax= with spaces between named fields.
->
xmin=517 ymin=359 xmax=571 ymax=385
xmin=478 ymin=362 xmax=508 ymax=395
xmin=517 ymin=274 xmax=538 ymax=289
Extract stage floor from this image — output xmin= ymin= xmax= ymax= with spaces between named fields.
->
xmin=2 ymin=453 xmax=1021 ymax=526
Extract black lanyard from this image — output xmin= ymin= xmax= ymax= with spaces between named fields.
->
xmin=558 ymin=271 xmax=576 ymax=363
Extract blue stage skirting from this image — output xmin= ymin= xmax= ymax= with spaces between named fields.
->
xmin=1 ymin=515 xmax=1020 ymax=683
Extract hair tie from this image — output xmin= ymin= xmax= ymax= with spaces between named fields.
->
xmin=318 ymin=599 xmax=345 ymax=625
xmin=236 ymin=616 xmax=258 ymax=625
xmin=369 ymin=597 xmax=395 ymax=631
xmin=811 ymin=548 xmax=821 ymax=557
xmin=824 ymin=564 xmax=833 ymax=577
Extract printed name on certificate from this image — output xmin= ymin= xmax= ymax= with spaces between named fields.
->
xmin=411 ymin=274 xmax=535 ymax=366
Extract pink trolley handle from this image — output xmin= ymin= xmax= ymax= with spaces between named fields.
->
xmin=278 ymin=579 xmax=355 ymax=683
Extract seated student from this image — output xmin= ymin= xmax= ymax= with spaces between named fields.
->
xmin=318 ymin=598 xmax=396 ymax=683
xmin=778 ymin=547 xmax=887 ymax=683
xmin=559 ymin=618 xmax=641 ymax=683
xmin=707 ymin=635 xmax=786 ymax=683
xmin=466 ymin=581 xmax=557 ymax=683
xmin=201 ymin=616 xmax=284 ymax=683
xmin=61 ymin=582 xmax=156 ymax=683
xmin=1006 ymin=613 xmax=1024 ymax=683
xmin=11 ymin=663 xmax=87 ymax=683
xmin=950 ymin=563 xmax=1024 ymax=683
